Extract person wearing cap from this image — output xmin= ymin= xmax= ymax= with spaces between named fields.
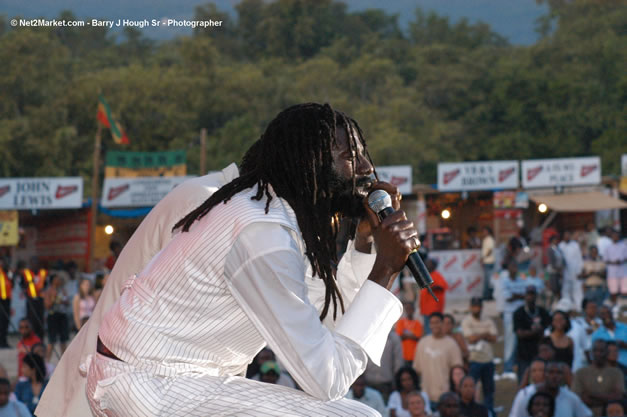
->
xmin=513 ymin=285 xmax=551 ymax=382
xmin=461 ymin=297 xmax=497 ymax=414
xmin=259 ymin=361 xmax=282 ymax=385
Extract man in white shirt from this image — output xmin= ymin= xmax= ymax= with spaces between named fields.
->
xmin=604 ymin=229 xmax=627 ymax=306
xmin=346 ymin=375 xmax=387 ymax=417
xmin=84 ymin=103 xmax=416 ymax=416
xmin=509 ymin=361 xmax=592 ymax=417
xmin=559 ymin=231 xmax=584 ymax=311
xmin=481 ymin=226 xmax=495 ymax=300
xmin=501 ymin=260 xmax=527 ymax=374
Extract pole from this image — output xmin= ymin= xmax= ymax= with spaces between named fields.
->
xmin=200 ymin=128 xmax=207 ymax=175
xmin=89 ymin=123 xmax=102 ymax=272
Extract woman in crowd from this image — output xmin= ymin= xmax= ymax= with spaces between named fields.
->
xmin=43 ymin=274 xmax=69 ymax=361
xmin=448 ymin=365 xmax=466 ymax=395
xmin=443 ymin=314 xmax=469 ymax=367
xmin=406 ymin=391 xmax=429 ymax=417
xmin=14 ymin=353 xmax=47 ymax=414
xmin=527 ymin=391 xmax=555 ymax=417
xmin=547 ymin=311 xmax=574 ymax=368
xmin=72 ymin=278 xmax=95 ymax=330
xmin=388 ymin=367 xmax=431 ymax=417
xmin=458 ymin=376 xmax=488 ymax=417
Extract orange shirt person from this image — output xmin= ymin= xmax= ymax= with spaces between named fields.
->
xmin=396 ymin=300 xmax=423 ymax=364
xmin=419 ymin=258 xmax=448 ymax=334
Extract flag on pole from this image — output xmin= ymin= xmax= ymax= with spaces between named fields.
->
xmin=97 ymin=95 xmax=130 ymax=145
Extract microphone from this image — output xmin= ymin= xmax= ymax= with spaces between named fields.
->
xmin=368 ymin=190 xmax=439 ymax=302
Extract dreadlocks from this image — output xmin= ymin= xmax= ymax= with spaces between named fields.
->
xmin=173 ymin=103 xmax=377 ymax=321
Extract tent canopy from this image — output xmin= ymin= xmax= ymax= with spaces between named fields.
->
xmin=530 ymin=191 xmax=627 ymax=212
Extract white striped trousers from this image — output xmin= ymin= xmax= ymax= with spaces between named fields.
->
xmin=86 ymin=353 xmax=380 ymax=417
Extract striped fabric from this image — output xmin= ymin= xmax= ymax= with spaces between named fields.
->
xmin=89 ymin=185 xmax=401 ymax=416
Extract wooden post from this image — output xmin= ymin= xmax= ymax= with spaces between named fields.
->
xmin=200 ymin=128 xmax=207 ymax=175
xmin=89 ymin=123 xmax=102 ymax=272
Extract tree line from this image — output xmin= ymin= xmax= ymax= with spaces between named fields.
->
xmin=0 ymin=0 xmax=624 ymax=193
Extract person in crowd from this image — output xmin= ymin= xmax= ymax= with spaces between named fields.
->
xmin=579 ymin=246 xmax=607 ymax=308
xmin=448 ymin=365 xmax=466 ymax=395
xmin=442 ymin=314 xmax=469 ymax=367
xmin=552 ymin=298 xmax=586 ymax=373
xmin=458 ymin=376 xmax=488 ymax=417
xmin=603 ymin=230 xmax=626 ymax=310
xmin=461 ymin=296 xmax=497 ymax=412
xmin=92 ymin=272 xmax=107 ymax=304
xmin=406 ymin=391 xmax=429 ymax=417
xmin=105 ymin=241 xmax=122 ymax=271
xmin=604 ymin=400 xmax=626 ymax=417
xmin=388 ymin=367 xmax=431 ymax=417
xmin=432 ymin=392 xmax=460 ymax=417
xmin=16 ymin=319 xmax=40 ymax=378
xmin=465 ymin=227 xmax=481 ymax=249
xmin=481 ymin=226 xmax=496 ymax=300
xmin=346 ymin=375 xmax=387 ymax=417
xmin=413 ymin=313 xmax=463 ymax=406
xmin=606 ymin=341 xmax=627 ymax=387
xmin=32 ymin=343 xmax=55 ymax=377
xmin=15 ymin=353 xmax=48 ymax=415
xmin=527 ymin=391 xmax=556 ymax=417
xmin=43 ymin=274 xmax=70 ymax=361
xmin=396 ymin=300 xmax=423 ymax=367
xmin=72 ymin=278 xmax=95 ymax=330
xmin=0 ymin=259 xmax=12 ymax=349
xmin=519 ymin=358 xmax=547 ymax=390
xmin=258 ymin=361 xmax=282 ymax=385
xmin=592 ymin=305 xmax=627 ymax=368
xmin=572 ymin=299 xmax=601 ymax=367
xmin=547 ymin=235 xmax=566 ymax=302
xmin=20 ymin=259 xmax=47 ymax=341
xmin=527 ymin=265 xmax=546 ymax=303
xmin=584 ymin=224 xmax=599 ymax=254
xmin=503 ymin=260 xmax=529 ymax=376
xmin=572 ymin=339 xmax=624 ymax=416
xmin=509 ymin=361 xmax=591 ymax=417
xmin=597 ymin=227 xmax=613 ymax=262
xmin=364 ymin=328 xmax=404 ymax=403
xmin=248 ymin=348 xmax=296 ymax=389
xmin=547 ymin=310 xmax=574 ymax=368
xmin=514 ymin=285 xmax=552 ymax=381
xmin=559 ymin=231 xmax=584 ymax=311
xmin=419 ymin=259 xmax=447 ymax=335
xmin=0 ymin=378 xmax=30 ymax=417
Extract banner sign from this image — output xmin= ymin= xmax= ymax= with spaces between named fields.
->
xmin=437 ymin=161 xmax=518 ymax=191
xmin=0 ymin=177 xmax=83 ymax=210
xmin=494 ymin=191 xmax=529 ymax=209
xmin=521 ymin=157 xmax=601 ymax=188
xmin=101 ymin=176 xmax=193 ymax=207
xmin=430 ymin=249 xmax=483 ymax=300
xmin=622 ymin=154 xmax=627 ymax=176
xmin=105 ymin=150 xmax=187 ymax=177
xmin=0 ymin=211 xmax=19 ymax=246
xmin=376 ymin=165 xmax=412 ymax=195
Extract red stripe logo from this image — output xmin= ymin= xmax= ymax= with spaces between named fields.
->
xmin=527 ymin=165 xmax=543 ymax=181
xmin=467 ymin=277 xmax=481 ymax=291
xmin=390 ymin=176 xmax=408 ymax=186
xmin=444 ymin=256 xmax=458 ymax=270
xmin=499 ymin=167 xmax=515 ymax=183
xmin=0 ymin=185 xmax=9 ymax=198
xmin=443 ymin=169 xmax=460 ymax=185
xmin=55 ymin=185 xmax=78 ymax=199
xmin=463 ymin=254 xmax=478 ymax=269
xmin=450 ymin=278 xmax=462 ymax=291
xmin=107 ymin=184 xmax=130 ymax=201
xmin=580 ymin=164 xmax=597 ymax=177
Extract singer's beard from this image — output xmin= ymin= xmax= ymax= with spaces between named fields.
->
xmin=326 ymin=170 xmax=372 ymax=219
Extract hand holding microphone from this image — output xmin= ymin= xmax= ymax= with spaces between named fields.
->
xmin=365 ymin=189 xmax=439 ymax=302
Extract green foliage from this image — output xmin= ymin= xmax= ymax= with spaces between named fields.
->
xmin=0 ymin=0 xmax=625 ymax=191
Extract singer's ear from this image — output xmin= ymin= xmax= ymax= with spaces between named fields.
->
xmin=362 ymin=195 xmax=381 ymax=229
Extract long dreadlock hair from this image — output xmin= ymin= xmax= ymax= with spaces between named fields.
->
xmin=173 ymin=103 xmax=377 ymax=321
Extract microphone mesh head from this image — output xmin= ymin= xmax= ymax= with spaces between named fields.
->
xmin=368 ymin=190 xmax=392 ymax=213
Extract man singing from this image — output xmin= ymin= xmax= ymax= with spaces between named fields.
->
xmin=85 ymin=103 xmax=418 ymax=416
